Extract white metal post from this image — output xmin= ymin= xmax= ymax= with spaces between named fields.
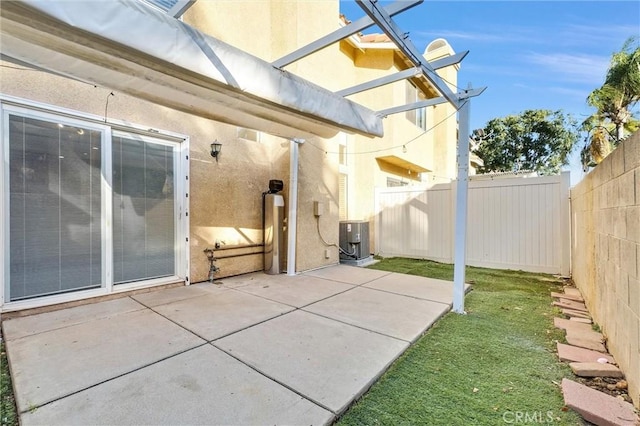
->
xmin=453 ymin=97 xmax=470 ymax=313
xmin=287 ymin=139 xmax=300 ymax=276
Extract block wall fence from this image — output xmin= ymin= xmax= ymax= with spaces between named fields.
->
xmin=571 ymin=131 xmax=639 ymax=408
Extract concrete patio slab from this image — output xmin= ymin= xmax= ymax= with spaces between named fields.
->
xmin=21 ymin=344 xmax=333 ymax=426
xmin=232 ymin=274 xmax=355 ymax=308
xmin=5 ymin=265 xmax=459 ymax=424
xmin=303 ymin=286 xmax=449 ymax=342
xmin=363 ymin=273 xmax=469 ymax=304
xmin=214 ymin=310 xmax=409 ymax=414
xmin=2 ymin=297 xmax=145 ymax=341
xmin=6 ymin=308 xmax=205 ymax=412
xmin=216 ymin=271 xmax=286 ymax=289
xmin=131 ymin=282 xmax=224 ymax=307
xmin=303 ymin=264 xmax=392 ymax=285
xmin=152 ymin=289 xmax=294 ymax=341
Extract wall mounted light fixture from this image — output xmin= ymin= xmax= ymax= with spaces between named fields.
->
xmin=210 ymin=140 xmax=222 ymax=162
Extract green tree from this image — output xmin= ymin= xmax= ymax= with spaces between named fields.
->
xmin=585 ymin=37 xmax=640 ymax=144
xmin=472 ymin=110 xmax=579 ymax=176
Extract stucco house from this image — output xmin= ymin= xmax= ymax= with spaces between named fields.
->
xmin=0 ymin=0 xmax=461 ymax=312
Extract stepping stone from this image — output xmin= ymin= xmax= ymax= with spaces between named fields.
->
xmin=561 ymin=308 xmax=591 ymax=319
xmin=554 ymin=317 xmax=592 ymax=332
xmin=565 ymin=335 xmax=607 ymax=353
xmin=557 ymin=343 xmax=615 ymax=364
xmin=554 ymin=300 xmax=589 ymax=312
xmin=562 ymin=378 xmax=638 ymax=426
xmin=565 ymin=328 xmax=606 ymax=352
xmin=570 ymin=317 xmax=592 ymax=324
xmin=551 ymin=291 xmax=584 ymax=302
xmin=563 ymin=287 xmax=582 ymax=298
xmin=569 ymin=362 xmax=623 ymax=378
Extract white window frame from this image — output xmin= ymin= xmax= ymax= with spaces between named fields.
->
xmin=0 ymin=96 xmax=190 ymax=311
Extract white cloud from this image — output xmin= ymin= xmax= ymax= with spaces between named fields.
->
xmin=413 ymin=29 xmax=515 ymax=43
xmin=523 ymin=52 xmax=609 ymax=84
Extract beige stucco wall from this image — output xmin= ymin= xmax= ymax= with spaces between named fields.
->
xmin=0 ymin=64 xmax=288 ymax=282
xmin=571 ymin=131 xmax=640 ymax=408
xmin=338 ymin=41 xmax=459 ymax=253
xmin=1 ymin=0 xmax=459 ymax=294
xmin=0 ymin=0 xmax=347 ymax=288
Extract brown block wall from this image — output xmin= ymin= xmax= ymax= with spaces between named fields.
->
xmin=571 ymin=131 xmax=640 ymax=407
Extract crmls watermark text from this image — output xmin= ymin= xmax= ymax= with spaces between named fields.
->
xmin=503 ymin=411 xmax=556 ymax=423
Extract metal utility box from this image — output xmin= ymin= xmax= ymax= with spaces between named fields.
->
xmin=264 ymin=193 xmax=285 ymax=274
xmin=339 ymin=220 xmax=370 ymax=261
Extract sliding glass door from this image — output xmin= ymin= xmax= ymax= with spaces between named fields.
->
xmin=7 ymin=114 xmax=103 ymax=300
xmin=3 ymin=105 xmax=185 ymax=304
xmin=112 ymin=133 xmax=176 ymax=284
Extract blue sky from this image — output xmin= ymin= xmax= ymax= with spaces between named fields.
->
xmin=339 ymin=1 xmax=640 ymax=182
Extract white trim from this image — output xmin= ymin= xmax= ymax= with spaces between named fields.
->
xmin=103 ymin=126 xmax=114 ymax=293
xmin=180 ymin=138 xmax=190 ymax=284
xmin=0 ymin=95 xmax=188 ymax=142
xmin=1 ymin=276 xmax=183 ymax=313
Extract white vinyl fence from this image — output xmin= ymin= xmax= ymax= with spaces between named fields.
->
xmin=375 ymin=172 xmax=571 ymax=275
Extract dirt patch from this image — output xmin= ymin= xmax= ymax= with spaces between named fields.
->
xmin=576 ymin=376 xmax=633 ymax=404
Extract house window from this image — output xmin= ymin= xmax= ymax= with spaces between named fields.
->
xmin=2 ymin=102 xmax=187 ymax=305
xmin=405 ymin=81 xmax=427 ymax=131
xmin=139 ymin=0 xmax=196 ymax=18
xmin=237 ymin=127 xmax=260 ymax=142
xmin=339 ymin=144 xmax=347 ymax=167
xmin=387 ymin=177 xmax=408 ymax=187
xmin=339 ymin=173 xmax=348 ymax=221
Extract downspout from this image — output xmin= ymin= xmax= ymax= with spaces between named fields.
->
xmin=287 ymin=138 xmax=304 ymax=276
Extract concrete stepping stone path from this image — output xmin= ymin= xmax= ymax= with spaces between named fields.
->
xmin=554 ymin=300 xmax=589 ymax=312
xmin=562 ymin=379 xmax=638 ymax=426
xmin=554 ymin=317 xmax=593 ymax=332
xmin=569 ymin=362 xmax=624 ymax=378
xmin=556 ymin=343 xmax=615 ymax=364
xmin=561 ymin=308 xmax=592 ymax=319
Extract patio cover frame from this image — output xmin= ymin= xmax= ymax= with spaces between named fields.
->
xmin=273 ymin=0 xmax=486 ymax=313
xmin=0 ymin=0 xmax=484 ymax=312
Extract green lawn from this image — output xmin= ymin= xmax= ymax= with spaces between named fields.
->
xmin=1 ymin=336 xmax=17 ymax=426
xmin=337 ymin=257 xmax=583 ymax=426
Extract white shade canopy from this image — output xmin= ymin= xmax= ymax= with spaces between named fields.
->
xmin=0 ymin=0 xmax=383 ymax=139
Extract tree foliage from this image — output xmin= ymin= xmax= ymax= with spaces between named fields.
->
xmin=587 ymin=37 xmax=640 ymax=141
xmin=582 ymin=37 xmax=640 ymax=167
xmin=472 ymin=110 xmax=579 ymax=176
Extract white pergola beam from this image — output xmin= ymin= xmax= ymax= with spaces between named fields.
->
xmin=337 ymin=67 xmax=420 ymax=97
xmin=377 ymin=86 xmax=485 ymax=117
xmin=336 ymin=51 xmax=468 ymax=97
xmin=355 ymin=0 xmax=459 ymax=107
xmin=271 ymin=0 xmax=422 ymax=69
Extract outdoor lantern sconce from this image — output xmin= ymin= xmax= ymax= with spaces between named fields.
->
xmin=210 ymin=140 xmax=222 ymax=162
